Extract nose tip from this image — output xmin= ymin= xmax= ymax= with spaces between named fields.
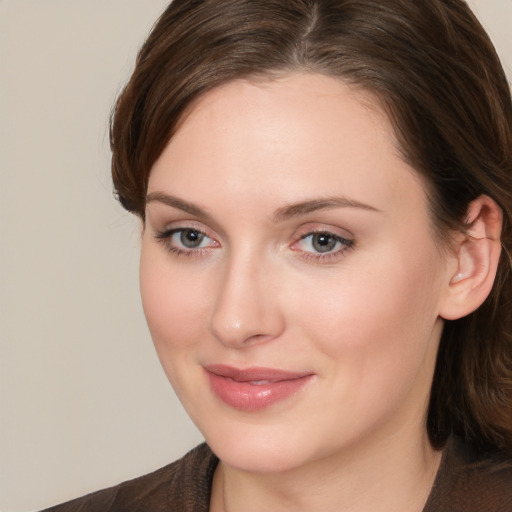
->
xmin=208 ymin=260 xmax=284 ymax=348
xmin=209 ymin=298 xmax=280 ymax=348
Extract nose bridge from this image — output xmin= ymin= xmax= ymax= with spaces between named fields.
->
xmin=209 ymin=245 xmax=283 ymax=347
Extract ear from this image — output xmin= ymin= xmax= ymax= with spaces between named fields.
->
xmin=439 ymin=195 xmax=502 ymax=321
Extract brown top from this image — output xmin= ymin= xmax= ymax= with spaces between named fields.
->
xmin=423 ymin=437 xmax=512 ymax=511
xmin=43 ymin=438 xmax=512 ymax=511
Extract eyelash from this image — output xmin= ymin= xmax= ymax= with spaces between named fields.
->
xmin=153 ymin=227 xmax=355 ymax=262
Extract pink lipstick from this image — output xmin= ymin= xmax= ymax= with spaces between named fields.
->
xmin=204 ymin=364 xmax=314 ymax=411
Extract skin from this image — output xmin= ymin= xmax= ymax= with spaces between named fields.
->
xmin=140 ymin=73 xmax=459 ymax=511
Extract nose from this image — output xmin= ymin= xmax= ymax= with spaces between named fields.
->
xmin=208 ymin=251 xmax=285 ymax=348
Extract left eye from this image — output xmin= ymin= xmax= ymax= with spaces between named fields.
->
xmin=295 ymin=232 xmax=352 ymax=254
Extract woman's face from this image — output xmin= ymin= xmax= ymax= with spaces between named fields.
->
xmin=140 ymin=73 xmax=452 ymax=473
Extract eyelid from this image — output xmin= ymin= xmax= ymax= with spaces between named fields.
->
xmin=154 ymin=227 xmax=214 ymax=243
xmin=152 ymin=218 xmax=216 ymax=240
xmin=293 ymin=231 xmax=353 ymax=250
xmin=294 ymin=223 xmax=354 ymax=241
xmin=145 ymin=203 xmax=228 ymax=241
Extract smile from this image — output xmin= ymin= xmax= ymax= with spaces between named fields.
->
xmin=204 ymin=365 xmax=315 ymax=411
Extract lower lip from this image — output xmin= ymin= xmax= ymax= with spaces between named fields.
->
xmin=206 ymin=371 xmax=314 ymax=411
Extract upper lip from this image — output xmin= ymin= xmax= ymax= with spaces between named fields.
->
xmin=204 ymin=364 xmax=313 ymax=383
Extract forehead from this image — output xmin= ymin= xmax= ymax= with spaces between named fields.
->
xmin=148 ymin=72 xmax=428 ymax=218
xmin=173 ymin=73 xmax=395 ymax=159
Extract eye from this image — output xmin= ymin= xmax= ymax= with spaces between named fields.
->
xmin=176 ymin=229 xmax=206 ymax=248
xmin=305 ymin=232 xmax=339 ymax=253
xmin=155 ymin=227 xmax=218 ymax=256
xmin=292 ymin=231 xmax=354 ymax=259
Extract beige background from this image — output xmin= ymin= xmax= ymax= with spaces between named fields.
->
xmin=1 ymin=1 xmax=511 ymax=511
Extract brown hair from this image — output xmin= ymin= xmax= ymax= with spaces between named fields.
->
xmin=110 ymin=0 xmax=512 ymax=458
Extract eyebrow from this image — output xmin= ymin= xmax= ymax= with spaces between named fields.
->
xmin=146 ymin=192 xmax=380 ymax=222
xmin=273 ymin=197 xmax=381 ymax=221
xmin=146 ymin=192 xmax=213 ymax=222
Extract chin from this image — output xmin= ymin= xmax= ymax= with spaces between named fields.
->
xmin=202 ymin=421 xmax=319 ymax=474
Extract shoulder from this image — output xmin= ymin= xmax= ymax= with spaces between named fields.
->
xmin=424 ymin=436 xmax=512 ymax=512
xmin=41 ymin=443 xmax=218 ymax=512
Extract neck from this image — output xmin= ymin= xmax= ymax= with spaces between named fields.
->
xmin=210 ymin=426 xmax=442 ymax=512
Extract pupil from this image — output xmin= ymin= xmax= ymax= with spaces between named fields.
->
xmin=181 ymin=229 xmax=203 ymax=248
xmin=312 ymin=233 xmax=336 ymax=253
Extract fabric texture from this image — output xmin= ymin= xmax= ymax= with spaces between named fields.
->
xmin=423 ymin=437 xmax=512 ymax=511
xmin=42 ymin=444 xmax=218 ymax=512
xmin=42 ymin=438 xmax=512 ymax=511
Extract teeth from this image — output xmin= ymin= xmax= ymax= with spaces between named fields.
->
xmin=249 ymin=380 xmax=272 ymax=385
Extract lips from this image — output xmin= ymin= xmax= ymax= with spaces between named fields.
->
xmin=204 ymin=364 xmax=314 ymax=411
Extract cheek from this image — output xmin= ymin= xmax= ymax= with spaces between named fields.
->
xmin=139 ymin=247 xmax=211 ymax=360
xmin=294 ymin=243 xmax=443 ymax=381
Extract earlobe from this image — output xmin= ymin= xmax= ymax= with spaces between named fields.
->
xmin=439 ymin=195 xmax=502 ymax=321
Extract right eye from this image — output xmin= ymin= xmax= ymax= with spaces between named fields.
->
xmin=155 ymin=228 xmax=218 ymax=256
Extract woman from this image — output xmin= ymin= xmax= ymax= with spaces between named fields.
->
xmin=45 ymin=0 xmax=512 ymax=510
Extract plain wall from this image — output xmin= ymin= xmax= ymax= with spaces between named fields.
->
xmin=1 ymin=1 xmax=510 ymax=511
